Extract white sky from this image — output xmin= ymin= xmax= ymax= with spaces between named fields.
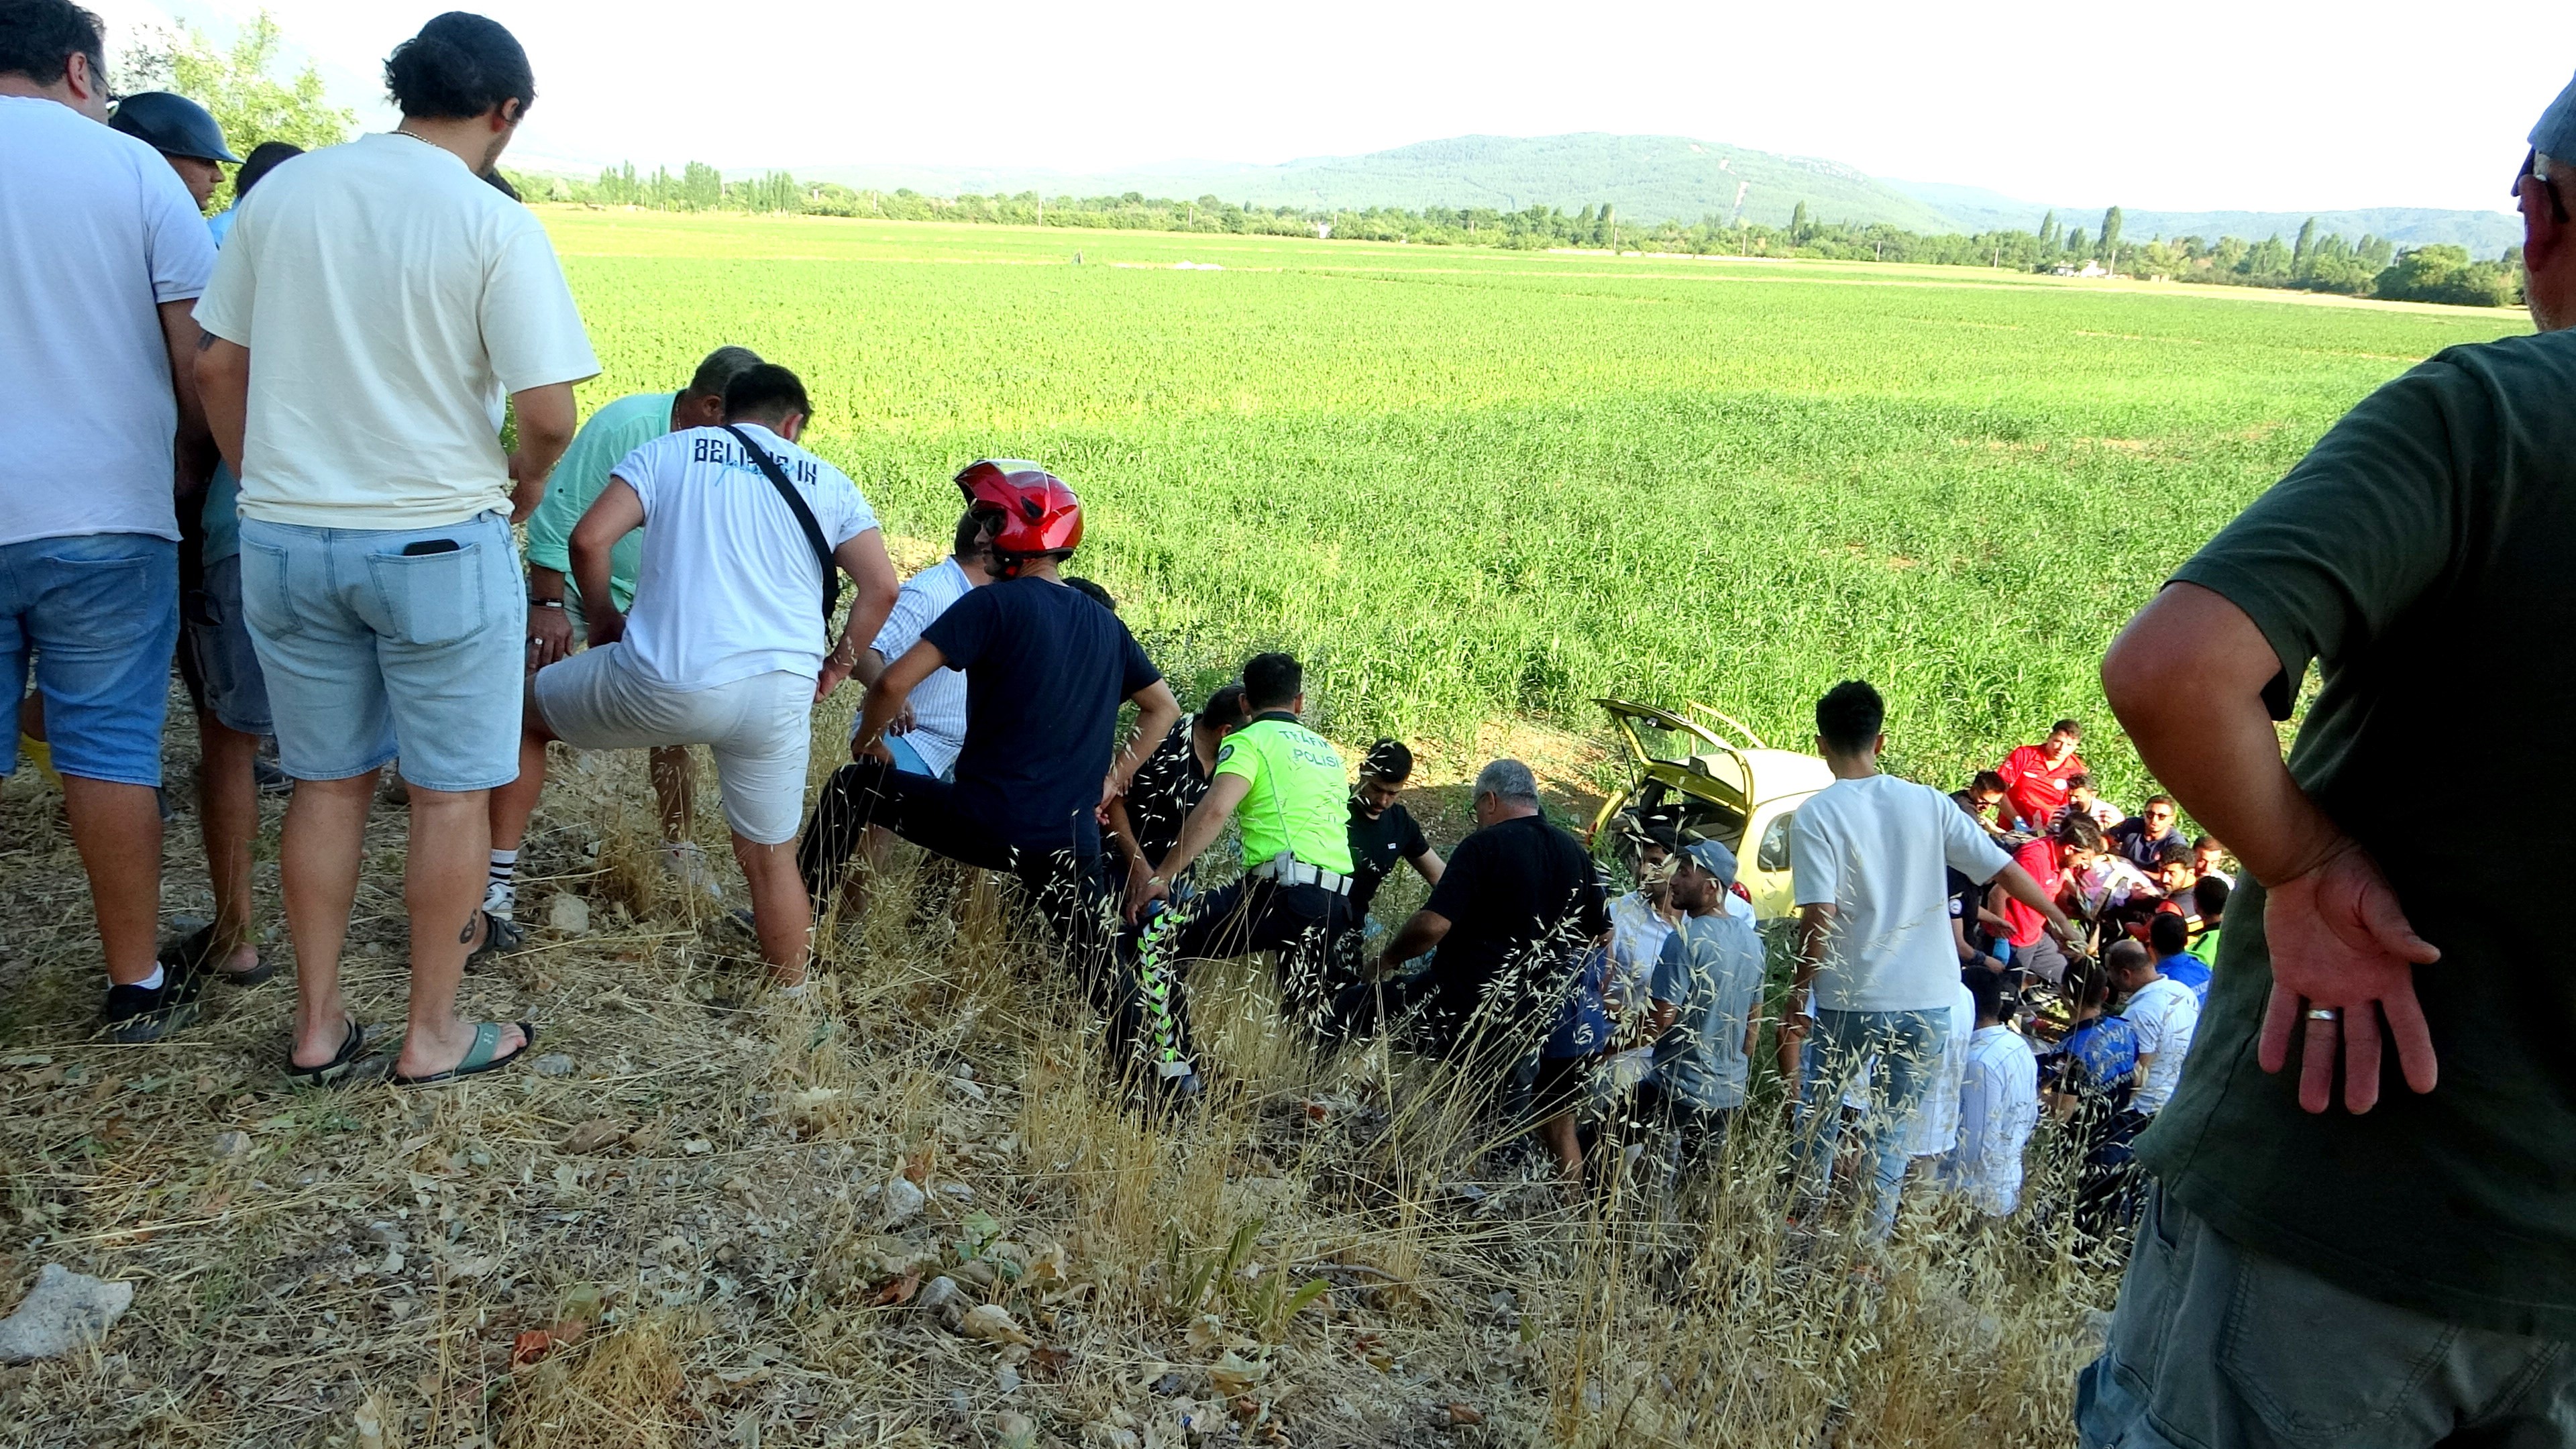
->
xmin=97 ymin=0 xmax=2576 ymax=215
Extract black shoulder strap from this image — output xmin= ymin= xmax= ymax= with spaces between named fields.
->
xmin=720 ymin=424 xmax=840 ymax=623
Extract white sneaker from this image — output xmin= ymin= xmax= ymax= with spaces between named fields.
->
xmin=661 ymin=841 xmax=724 ymax=900
xmin=483 ymin=878 xmax=517 ymax=921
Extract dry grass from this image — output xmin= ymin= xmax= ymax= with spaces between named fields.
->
xmin=0 ymin=708 xmax=2115 ymax=1447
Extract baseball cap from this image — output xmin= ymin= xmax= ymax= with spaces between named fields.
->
xmin=1680 ymin=838 xmax=1738 ymax=888
xmin=2535 ymin=70 xmax=2576 ymax=162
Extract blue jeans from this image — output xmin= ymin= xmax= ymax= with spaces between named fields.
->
xmin=1792 ymin=1006 xmax=1946 ymax=1238
xmin=237 ymin=511 xmax=523 ymax=792
xmin=0 ymin=532 xmax=179 ymax=788
xmin=883 ymin=732 xmax=939 ymax=780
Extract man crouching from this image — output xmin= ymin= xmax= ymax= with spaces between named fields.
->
xmin=489 ymin=364 xmax=897 ymax=985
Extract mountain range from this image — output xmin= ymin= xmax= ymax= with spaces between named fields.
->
xmin=781 ymin=132 xmax=2522 ymax=255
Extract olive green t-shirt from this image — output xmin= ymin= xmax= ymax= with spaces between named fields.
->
xmin=2140 ymin=326 xmax=2576 ymax=1338
xmin=1212 ymin=715 xmax=1355 ymax=875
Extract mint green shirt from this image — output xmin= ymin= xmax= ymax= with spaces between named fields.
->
xmin=521 ymin=390 xmax=675 ymax=611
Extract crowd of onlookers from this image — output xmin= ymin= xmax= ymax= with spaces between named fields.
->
xmin=4 ymin=0 xmax=2212 ymax=1238
xmin=14 ymin=10 xmax=2573 ymax=1438
xmin=1530 ymin=701 xmax=2234 ymax=1235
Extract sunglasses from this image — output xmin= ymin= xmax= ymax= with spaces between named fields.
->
xmin=2517 ymin=148 xmax=2570 ymax=225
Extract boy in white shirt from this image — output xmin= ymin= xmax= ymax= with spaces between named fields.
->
xmin=1946 ymin=969 xmax=2040 ymax=1216
xmin=492 ymin=365 xmax=896 ymax=986
xmin=1905 ymin=979 xmax=1977 ymax=1168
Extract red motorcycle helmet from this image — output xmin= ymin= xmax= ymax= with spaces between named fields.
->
xmin=956 ymin=460 xmax=1083 ymax=577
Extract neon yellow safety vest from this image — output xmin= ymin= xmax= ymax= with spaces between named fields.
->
xmin=1211 ymin=716 xmax=1354 ymax=875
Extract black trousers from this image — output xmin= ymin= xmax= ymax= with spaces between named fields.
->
xmin=802 ymin=759 xmax=1218 ymax=1085
xmin=1141 ymin=876 xmax=1349 ymax=1014
xmin=800 ymin=757 xmax=1110 ymax=938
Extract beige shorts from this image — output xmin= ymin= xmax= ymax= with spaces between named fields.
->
xmin=533 ymin=645 xmax=812 ymax=845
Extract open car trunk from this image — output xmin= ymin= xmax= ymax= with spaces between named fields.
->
xmin=1589 ymin=698 xmax=1834 ymax=922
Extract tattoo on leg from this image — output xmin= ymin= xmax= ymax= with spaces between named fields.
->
xmin=461 ymin=914 xmax=478 ymax=945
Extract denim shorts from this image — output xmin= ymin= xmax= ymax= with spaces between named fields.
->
xmin=1 ymin=531 xmax=180 ymax=788
xmin=237 ymin=511 xmax=523 ymax=792
xmin=178 ymin=553 xmax=274 ymax=736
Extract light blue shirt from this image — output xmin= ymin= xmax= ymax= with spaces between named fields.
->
xmin=1650 ymin=910 xmax=1768 ymax=1110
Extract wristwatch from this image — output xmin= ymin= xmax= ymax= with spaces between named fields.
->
xmin=530 ymin=598 xmax=565 ymax=610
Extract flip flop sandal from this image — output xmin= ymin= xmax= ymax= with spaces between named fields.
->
xmin=392 ymin=1020 xmax=537 ymax=1089
xmin=466 ymin=910 xmax=525 ymax=969
xmin=283 ymin=1017 xmax=370 ymax=1086
xmin=160 ymin=922 xmax=277 ymax=988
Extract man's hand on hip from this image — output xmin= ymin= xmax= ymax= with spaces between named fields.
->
xmin=2257 ymin=838 xmax=2442 ymax=1114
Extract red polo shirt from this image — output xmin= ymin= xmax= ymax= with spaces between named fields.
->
xmin=1997 ymin=744 xmax=2085 ymax=833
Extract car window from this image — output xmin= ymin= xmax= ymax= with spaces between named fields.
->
xmin=1758 ymin=809 xmax=1796 ymax=873
xmin=1625 ymin=714 xmax=1699 ymax=766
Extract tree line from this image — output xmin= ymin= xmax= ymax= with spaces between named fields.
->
xmin=102 ymin=13 xmax=2522 ymax=312
xmin=519 ymin=165 xmax=2526 ymax=309
xmin=104 ymin=9 xmax=2518 ymax=313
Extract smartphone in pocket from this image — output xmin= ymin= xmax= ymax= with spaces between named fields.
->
xmin=400 ymin=539 xmax=460 ymax=556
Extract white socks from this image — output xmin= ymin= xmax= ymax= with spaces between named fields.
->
xmin=485 ymin=848 xmax=519 ymax=920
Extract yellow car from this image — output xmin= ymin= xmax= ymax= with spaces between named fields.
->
xmin=1589 ymin=698 xmax=1835 ymax=922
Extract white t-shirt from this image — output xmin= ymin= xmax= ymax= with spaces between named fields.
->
xmin=612 ymin=424 xmax=877 ymax=690
xmin=194 ymin=131 xmax=599 ymax=529
xmin=2125 ymin=975 xmax=2201 ymax=1114
xmin=1792 ymin=773 xmax=2013 ymax=1012
xmin=1907 ymin=982 xmax=1976 ymax=1157
xmin=0 ymin=97 xmax=216 ymax=547
xmin=1605 ymin=890 xmax=1678 ymax=1089
xmin=1607 ymin=891 xmax=1676 ymax=1011
xmin=859 ymin=555 xmax=976 ymax=775
xmin=1946 ymin=1024 xmax=2040 ymax=1216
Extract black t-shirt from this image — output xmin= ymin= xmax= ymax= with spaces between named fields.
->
xmin=922 ymin=576 xmax=1161 ymax=855
xmin=1346 ymin=800 xmax=1431 ymax=918
xmin=1420 ymin=813 xmax=1609 ymax=1031
xmin=1947 ymin=867 xmax=1994 ymax=958
xmin=1121 ymin=716 xmax=1212 ymax=867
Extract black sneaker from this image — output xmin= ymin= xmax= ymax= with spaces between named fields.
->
xmin=252 ymin=756 xmax=294 ymax=797
xmin=465 ymin=909 xmax=525 ymax=969
xmin=104 ymin=973 xmax=205 ymax=1044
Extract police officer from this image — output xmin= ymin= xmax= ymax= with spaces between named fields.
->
xmin=107 ymin=91 xmax=238 ymax=212
xmin=1125 ymin=651 xmax=1358 ymax=1042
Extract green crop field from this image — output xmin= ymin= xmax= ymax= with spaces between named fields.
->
xmin=541 ymin=209 xmax=2524 ymax=796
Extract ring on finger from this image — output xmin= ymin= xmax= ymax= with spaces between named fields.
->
xmin=2306 ymin=1007 xmax=2340 ymax=1022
